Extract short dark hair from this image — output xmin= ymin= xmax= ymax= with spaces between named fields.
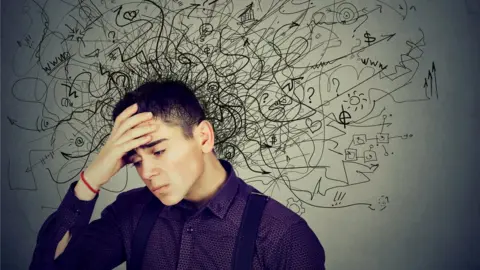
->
xmin=111 ymin=79 xmax=206 ymax=138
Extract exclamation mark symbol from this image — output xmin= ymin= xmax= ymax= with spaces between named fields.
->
xmin=332 ymin=191 xmax=346 ymax=206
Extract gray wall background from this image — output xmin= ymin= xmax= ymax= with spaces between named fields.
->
xmin=2 ymin=0 xmax=479 ymax=269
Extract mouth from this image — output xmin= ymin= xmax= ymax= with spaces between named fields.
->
xmin=152 ymin=184 xmax=169 ymax=192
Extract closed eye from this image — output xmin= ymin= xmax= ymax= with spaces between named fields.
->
xmin=154 ymin=150 xmax=165 ymax=156
xmin=130 ymin=150 xmax=165 ymax=167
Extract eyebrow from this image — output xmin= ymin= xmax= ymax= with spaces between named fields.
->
xmin=124 ymin=138 xmax=168 ymax=161
xmin=139 ymin=138 xmax=168 ymax=149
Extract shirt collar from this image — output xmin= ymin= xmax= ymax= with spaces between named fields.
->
xmin=203 ymin=159 xmax=240 ymax=219
xmin=162 ymin=159 xmax=240 ymax=220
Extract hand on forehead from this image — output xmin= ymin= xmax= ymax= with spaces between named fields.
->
xmin=134 ymin=114 xmax=155 ymax=128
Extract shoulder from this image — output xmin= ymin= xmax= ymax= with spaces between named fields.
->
xmin=247 ymin=190 xmax=322 ymax=263
xmin=243 ymin=184 xmax=303 ymax=227
xmin=261 ymin=200 xmax=326 ymax=269
xmin=242 ymin=185 xmax=306 ymax=238
xmin=116 ymin=186 xmax=151 ymax=202
xmin=260 ymin=195 xmax=306 ymax=233
xmin=246 ymin=190 xmax=325 ymax=267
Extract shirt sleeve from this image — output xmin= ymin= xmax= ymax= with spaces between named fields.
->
xmin=267 ymin=219 xmax=326 ymax=270
xmin=29 ymin=181 xmax=126 ymax=270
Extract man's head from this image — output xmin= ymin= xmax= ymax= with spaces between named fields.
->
xmin=111 ymin=79 xmax=216 ymax=205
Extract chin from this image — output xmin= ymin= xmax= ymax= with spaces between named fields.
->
xmin=156 ymin=193 xmax=182 ymax=206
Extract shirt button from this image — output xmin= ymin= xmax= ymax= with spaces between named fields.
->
xmin=187 ymin=227 xmax=193 ymax=233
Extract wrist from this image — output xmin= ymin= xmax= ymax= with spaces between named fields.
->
xmin=80 ymin=170 xmax=100 ymax=193
xmin=74 ymin=178 xmax=98 ymax=201
xmin=82 ymin=168 xmax=102 ymax=190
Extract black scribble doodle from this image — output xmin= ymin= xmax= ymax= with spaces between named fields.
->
xmin=287 ymin=197 xmax=306 ymax=215
xmin=5 ymin=0 xmax=440 ymax=219
xmin=199 ymin=23 xmax=214 ymax=41
xmin=41 ymin=51 xmax=73 ymax=75
xmin=376 ymin=0 xmax=416 ymax=20
xmin=423 ymin=62 xmax=438 ymax=99
xmin=364 ymin=31 xmax=376 ymax=46
xmin=363 ymin=148 xmax=377 ymax=162
xmin=344 ymin=90 xmax=368 ymax=111
xmin=368 ymin=195 xmax=389 ymax=211
xmin=331 ymin=191 xmax=346 ymax=206
xmin=63 ymin=22 xmax=91 ymax=46
xmin=17 ymin=34 xmax=34 ymax=48
xmin=335 ymin=2 xmax=359 ymax=25
xmin=173 ymin=0 xmax=183 ymax=7
xmin=338 ymin=104 xmax=352 ymax=128
xmin=360 ymin=56 xmax=388 ymax=70
xmin=353 ymin=134 xmax=367 ymax=145
xmin=345 ymin=148 xmax=357 ymax=161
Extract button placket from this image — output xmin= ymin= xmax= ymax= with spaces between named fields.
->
xmin=74 ymin=207 xmax=81 ymax=217
xmin=177 ymin=219 xmax=199 ymax=269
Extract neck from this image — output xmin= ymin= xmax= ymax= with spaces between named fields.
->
xmin=186 ymin=154 xmax=227 ymax=207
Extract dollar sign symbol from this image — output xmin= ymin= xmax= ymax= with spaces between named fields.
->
xmin=338 ymin=105 xmax=351 ymax=129
xmin=364 ymin=31 xmax=376 ymax=46
xmin=271 ymin=135 xmax=277 ymax=145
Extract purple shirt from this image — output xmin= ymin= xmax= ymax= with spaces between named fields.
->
xmin=30 ymin=160 xmax=325 ymax=269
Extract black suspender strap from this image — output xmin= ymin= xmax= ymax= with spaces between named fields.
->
xmin=128 ymin=189 xmax=268 ymax=270
xmin=232 ymin=190 xmax=269 ymax=270
xmin=128 ymin=197 xmax=163 ymax=270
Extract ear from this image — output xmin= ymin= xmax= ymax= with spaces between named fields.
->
xmin=194 ymin=120 xmax=215 ymax=153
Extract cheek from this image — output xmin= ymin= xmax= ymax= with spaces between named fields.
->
xmin=169 ymin=145 xmax=203 ymax=182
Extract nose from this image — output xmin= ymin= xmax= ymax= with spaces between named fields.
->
xmin=139 ymin=158 xmax=160 ymax=180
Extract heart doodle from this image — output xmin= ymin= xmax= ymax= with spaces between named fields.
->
xmin=123 ymin=10 xmax=139 ymax=21
xmin=305 ymin=118 xmax=322 ymax=133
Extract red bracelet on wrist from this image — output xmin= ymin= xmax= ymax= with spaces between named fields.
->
xmin=80 ymin=171 xmax=99 ymax=194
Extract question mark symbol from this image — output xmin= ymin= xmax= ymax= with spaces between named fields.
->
xmin=262 ymin=93 xmax=269 ymax=103
xmin=307 ymin=87 xmax=315 ymax=103
xmin=108 ymin=31 xmax=116 ymax=43
xmin=331 ymin=78 xmax=340 ymax=96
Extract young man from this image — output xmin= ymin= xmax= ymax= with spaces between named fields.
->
xmin=29 ymin=80 xmax=326 ymax=269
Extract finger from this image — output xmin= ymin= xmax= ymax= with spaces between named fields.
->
xmin=112 ymin=112 xmax=153 ymax=141
xmin=120 ymin=134 xmax=152 ymax=155
xmin=116 ymin=124 xmax=156 ymax=146
xmin=112 ymin=103 xmax=138 ymax=134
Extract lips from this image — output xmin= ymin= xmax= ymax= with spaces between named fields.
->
xmin=152 ymin=184 xmax=168 ymax=192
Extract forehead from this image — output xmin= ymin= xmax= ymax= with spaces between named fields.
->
xmin=123 ymin=117 xmax=183 ymax=159
xmin=137 ymin=116 xmax=178 ymax=132
xmin=137 ymin=117 xmax=186 ymax=143
xmin=137 ymin=116 xmax=164 ymax=127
